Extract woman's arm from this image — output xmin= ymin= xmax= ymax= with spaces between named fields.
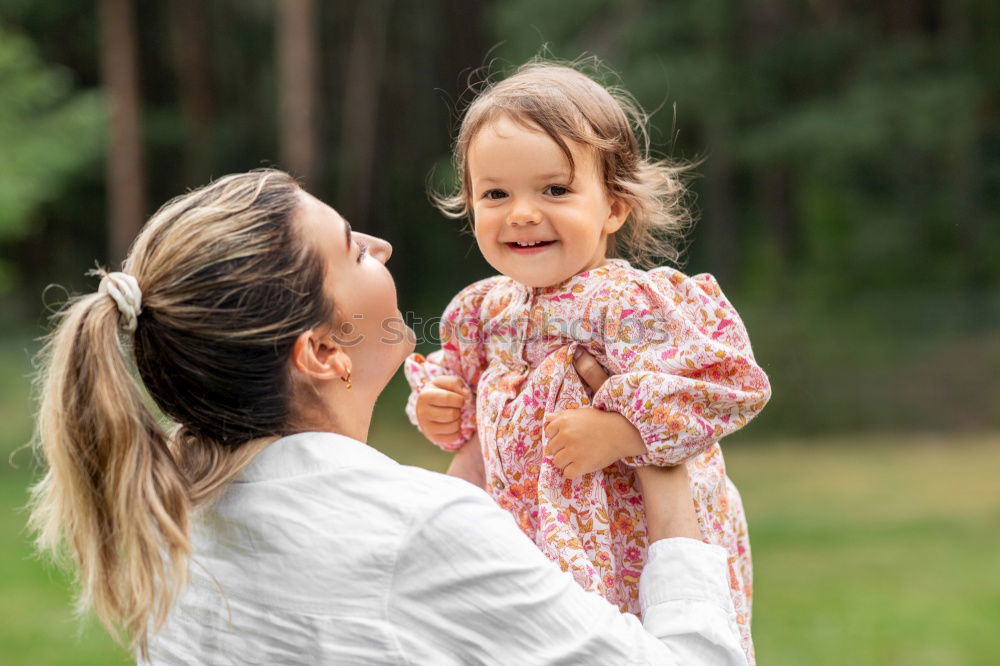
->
xmin=572 ymin=350 xmax=702 ymax=542
xmin=387 ymin=483 xmax=747 ymax=665
xmin=445 ymin=432 xmax=486 ymax=489
xmin=389 ymin=351 xmax=745 ymax=665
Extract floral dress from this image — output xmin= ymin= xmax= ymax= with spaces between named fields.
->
xmin=404 ymin=259 xmax=770 ymax=663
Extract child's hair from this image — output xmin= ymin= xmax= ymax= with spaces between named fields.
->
xmin=434 ymin=58 xmax=692 ymax=268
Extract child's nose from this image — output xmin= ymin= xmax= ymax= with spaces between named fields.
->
xmin=507 ymin=200 xmax=541 ymax=226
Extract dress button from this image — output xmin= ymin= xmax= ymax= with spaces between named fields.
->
xmin=493 ymin=478 xmax=505 ymax=490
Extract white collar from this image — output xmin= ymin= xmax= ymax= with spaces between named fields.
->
xmin=234 ymin=431 xmax=397 ymax=483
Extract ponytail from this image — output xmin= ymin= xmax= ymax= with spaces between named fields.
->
xmin=28 ymin=169 xmax=323 ymax=658
xmin=30 ymin=289 xmax=190 ymax=657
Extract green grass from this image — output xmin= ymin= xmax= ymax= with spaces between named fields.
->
xmin=727 ymin=434 xmax=1000 ymax=666
xmin=2 ymin=342 xmax=998 ymax=665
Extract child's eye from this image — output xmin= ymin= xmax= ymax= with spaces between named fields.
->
xmin=356 ymin=242 xmax=368 ymax=263
xmin=545 ymin=185 xmax=570 ymax=197
xmin=483 ymin=189 xmax=507 ymax=201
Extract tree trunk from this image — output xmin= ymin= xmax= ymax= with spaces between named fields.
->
xmin=338 ymin=0 xmax=390 ymax=226
xmin=698 ymin=0 xmax=738 ymax=285
xmin=748 ymin=1 xmax=795 ymax=269
xmin=756 ymin=167 xmax=795 ymax=263
xmin=442 ymin=0 xmax=486 ymax=92
xmin=277 ymin=0 xmax=320 ymax=187
xmin=943 ymin=0 xmax=982 ymax=282
xmin=98 ymin=0 xmax=146 ymax=265
xmin=169 ymin=0 xmax=215 ymax=186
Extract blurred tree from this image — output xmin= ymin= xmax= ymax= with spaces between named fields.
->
xmin=278 ymin=0 xmax=320 ymax=188
xmin=0 ymin=0 xmax=996 ymax=430
xmin=169 ymin=0 xmax=215 ymax=185
xmin=0 ymin=26 xmax=103 ymax=291
xmin=98 ymin=0 xmax=145 ymax=265
xmin=337 ymin=0 xmax=390 ymax=226
xmin=488 ymin=0 xmax=997 ymax=296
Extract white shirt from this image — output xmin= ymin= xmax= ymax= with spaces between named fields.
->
xmin=144 ymin=432 xmax=747 ymax=665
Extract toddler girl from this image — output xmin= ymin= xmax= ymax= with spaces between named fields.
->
xmin=404 ymin=61 xmax=770 ymax=663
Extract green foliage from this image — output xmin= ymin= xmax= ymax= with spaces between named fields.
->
xmin=0 ymin=27 xmax=103 ymax=289
xmin=0 ymin=1 xmax=996 ymax=433
xmin=487 ymin=0 xmax=997 ymax=292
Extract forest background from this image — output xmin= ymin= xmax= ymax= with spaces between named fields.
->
xmin=0 ymin=1 xmax=997 ymax=664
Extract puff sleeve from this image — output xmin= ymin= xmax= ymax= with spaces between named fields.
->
xmin=404 ymin=277 xmax=502 ymax=450
xmin=590 ymin=268 xmax=771 ymax=466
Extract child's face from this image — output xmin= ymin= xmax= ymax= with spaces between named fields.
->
xmin=467 ymin=115 xmax=629 ymax=288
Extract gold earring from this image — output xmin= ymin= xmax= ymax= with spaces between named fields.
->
xmin=341 ymin=370 xmax=352 ymax=390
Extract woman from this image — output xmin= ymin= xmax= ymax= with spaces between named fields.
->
xmin=30 ymin=170 xmax=748 ymax=665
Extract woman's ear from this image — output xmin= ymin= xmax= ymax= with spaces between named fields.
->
xmin=604 ymin=197 xmax=631 ymax=234
xmin=291 ymin=329 xmax=351 ymax=381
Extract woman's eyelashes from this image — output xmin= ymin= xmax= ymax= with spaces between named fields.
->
xmin=356 ymin=240 xmax=368 ymax=263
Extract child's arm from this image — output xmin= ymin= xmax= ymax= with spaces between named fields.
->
xmin=590 ymin=270 xmax=771 ymax=466
xmin=545 ymin=406 xmax=645 ymax=478
xmin=404 ymin=277 xmax=501 ymax=450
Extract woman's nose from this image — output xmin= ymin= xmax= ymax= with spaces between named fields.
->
xmin=357 ymin=232 xmax=392 ymax=263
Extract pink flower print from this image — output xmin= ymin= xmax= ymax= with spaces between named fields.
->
xmin=403 ymin=262 xmax=765 ymax=662
xmin=612 ymin=513 xmax=634 ymax=536
xmin=650 ymin=406 xmax=670 ymax=425
xmin=712 ymin=318 xmax=734 ymax=340
xmin=668 ymin=411 xmax=689 ymax=434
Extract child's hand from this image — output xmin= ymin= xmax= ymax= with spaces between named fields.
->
xmin=415 ymin=376 xmax=470 ymax=448
xmin=544 ymin=408 xmax=647 ymax=479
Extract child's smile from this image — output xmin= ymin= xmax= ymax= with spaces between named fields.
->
xmin=505 ymin=239 xmax=556 ymax=254
xmin=467 ymin=114 xmax=630 ymax=288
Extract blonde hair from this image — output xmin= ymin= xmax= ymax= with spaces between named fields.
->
xmin=434 ymin=58 xmax=692 ymax=268
xmin=28 ymin=169 xmax=331 ymax=658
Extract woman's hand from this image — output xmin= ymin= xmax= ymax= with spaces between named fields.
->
xmin=565 ymin=350 xmax=701 ymax=543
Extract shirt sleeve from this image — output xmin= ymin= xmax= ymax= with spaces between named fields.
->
xmin=403 ymin=277 xmax=500 ymax=450
xmin=591 ymin=269 xmax=771 ymax=466
xmin=387 ymin=484 xmax=748 ymax=666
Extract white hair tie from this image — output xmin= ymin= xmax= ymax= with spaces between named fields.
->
xmin=99 ymin=271 xmax=143 ymax=333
